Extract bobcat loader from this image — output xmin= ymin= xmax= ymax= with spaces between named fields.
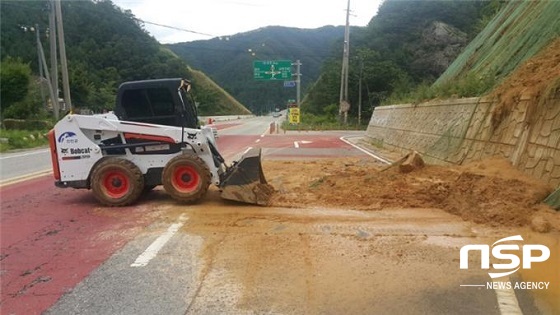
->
xmin=48 ymin=78 xmax=273 ymax=206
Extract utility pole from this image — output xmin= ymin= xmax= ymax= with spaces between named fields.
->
xmin=34 ymin=24 xmax=46 ymax=107
xmin=37 ymin=33 xmax=58 ymax=121
xmin=293 ymin=60 xmax=302 ymax=107
xmin=55 ymin=0 xmax=72 ymax=112
xmin=49 ymin=0 xmax=59 ymax=115
xmin=358 ymin=56 xmax=363 ymax=126
xmin=339 ymin=0 xmax=351 ymax=124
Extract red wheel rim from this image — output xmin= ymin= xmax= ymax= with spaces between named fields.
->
xmin=172 ymin=165 xmax=200 ymax=192
xmin=102 ymin=170 xmax=130 ymax=199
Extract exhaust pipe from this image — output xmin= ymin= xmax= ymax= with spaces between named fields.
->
xmin=219 ymin=147 xmax=274 ymax=206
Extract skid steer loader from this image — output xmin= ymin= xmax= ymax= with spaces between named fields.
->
xmin=48 ymin=78 xmax=273 ymax=206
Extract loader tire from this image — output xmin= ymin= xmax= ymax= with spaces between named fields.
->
xmin=162 ymin=154 xmax=211 ymax=203
xmin=91 ymin=158 xmax=144 ymax=207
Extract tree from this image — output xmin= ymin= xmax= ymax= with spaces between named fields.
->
xmin=0 ymin=57 xmax=31 ymax=116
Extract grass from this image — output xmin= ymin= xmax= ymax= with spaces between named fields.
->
xmin=385 ymin=73 xmax=496 ymax=105
xmin=0 ymin=129 xmax=49 ymax=152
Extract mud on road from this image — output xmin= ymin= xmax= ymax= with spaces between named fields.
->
xmin=265 ymin=157 xmax=559 ymax=232
xmin=163 ymin=156 xmax=559 ymax=314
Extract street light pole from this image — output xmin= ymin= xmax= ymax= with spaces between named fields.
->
xmin=294 ymin=60 xmax=302 ymax=107
xmin=339 ymin=0 xmax=351 ymax=124
xmin=49 ymin=0 xmax=59 ymax=114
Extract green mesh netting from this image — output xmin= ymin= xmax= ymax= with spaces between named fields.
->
xmin=435 ymin=1 xmax=560 ymax=86
xmin=544 ymin=187 xmax=560 ymax=210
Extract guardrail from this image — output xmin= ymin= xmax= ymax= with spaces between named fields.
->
xmin=200 ymin=115 xmax=254 ymax=124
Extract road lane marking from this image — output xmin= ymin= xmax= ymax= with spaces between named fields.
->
xmin=339 ymin=136 xmax=392 ymax=165
xmin=131 ymin=214 xmax=188 ymax=267
xmin=242 ymin=146 xmax=253 ymax=155
xmin=460 ymin=277 xmax=523 ymax=315
xmin=0 ymin=169 xmax=52 ymax=187
xmin=293 ymin=141 xmax=312 ymax=148
xmin=0 ymin=148 xmax=50 ymax=160
xmin=255 ymin=139 xmax=261 ymax=143
xmin=494 ymin=277 xmax=523 ymax=315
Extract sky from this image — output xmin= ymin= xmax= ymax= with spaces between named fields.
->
xmin=111 ymin=0 xmax=383 ymax=43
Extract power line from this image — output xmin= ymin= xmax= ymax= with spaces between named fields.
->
xmin=134 ymin=18 xmax=215 ymax=37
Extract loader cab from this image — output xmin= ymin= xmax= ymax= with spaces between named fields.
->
xmin=114 ymin=78 xmax=199 ymax=128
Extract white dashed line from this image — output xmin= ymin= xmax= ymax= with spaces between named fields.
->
xmin=131 ymin=214 xmax=188 ymax=267
xmin=494 ymin=277 xmax=523 ymax=315
xmin=242 ymin=147 xmax=253 ymax=155
xmin=0 ymin=148 xmax=49 ymax=160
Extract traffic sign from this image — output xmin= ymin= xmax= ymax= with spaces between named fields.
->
xmin=283 ymin=81 xmax=296 ymax=88
xmin=289 ymin=107 xmax=300 ymax=124
xmin=254 ymin=60 xmax=292 ymax=80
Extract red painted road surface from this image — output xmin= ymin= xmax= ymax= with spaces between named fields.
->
xmin=0 ymin=176 xmax=162 ymax=315
xmin=0 ymin=131 xmax=362 ymax=314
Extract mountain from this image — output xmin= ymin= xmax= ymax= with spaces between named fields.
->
xmin=167 ymin=26 xmax=344 ymax=114
xmin=303 ymin=0 xmax=499 ymax=121
xmin=0 ymin=0 xmax=250 ymax=117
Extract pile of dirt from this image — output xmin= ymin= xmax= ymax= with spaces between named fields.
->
xmin=264 ymin=157 xmax=559 ymax=231
xmin=489 ymin=38 xmax=560 ymax=127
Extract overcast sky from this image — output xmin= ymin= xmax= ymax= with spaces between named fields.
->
xmin=111 ymin=0 xmax=383 ymax=43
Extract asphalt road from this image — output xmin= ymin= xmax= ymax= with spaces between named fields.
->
xmin=0 ymin=115 xmax=553 ymax=315
xmin=0 ymin=148 xmax=52 ymax=183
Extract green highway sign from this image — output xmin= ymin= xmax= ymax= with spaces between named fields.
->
xmin=253 ymin=60 xmax=292 ymax=80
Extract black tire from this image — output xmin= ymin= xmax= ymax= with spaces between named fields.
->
xmin=91 ymin=158 xmax=144 ymax=206
xmin=162 ymin=154 xmax=211 ymax=203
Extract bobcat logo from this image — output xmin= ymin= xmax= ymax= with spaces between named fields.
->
xmin=58 ymin=131 xmax=77 ymax=143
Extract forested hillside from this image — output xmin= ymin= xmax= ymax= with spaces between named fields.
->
xmin=168 ymin=26 xmax=344 ymax=114
xmin=303 ymin=0 xmax=501 ymax=122
xmin=0 ymin=0 xmax=250 ymax=119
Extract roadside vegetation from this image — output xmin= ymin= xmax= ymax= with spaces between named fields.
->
xmin=0 ymin=129 xmax=49 ymax=152
xmin=385 ymin=73 xmax=497 ymax=105
xmin=281 ymin=104 xmax=366 ymax=131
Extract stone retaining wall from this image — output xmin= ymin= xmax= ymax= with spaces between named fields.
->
xmin=365 ymin=95 xmax=560 ymax=186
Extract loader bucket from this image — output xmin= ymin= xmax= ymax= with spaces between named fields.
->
xmin=219 ymin=147 xmax=274 ymax=206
